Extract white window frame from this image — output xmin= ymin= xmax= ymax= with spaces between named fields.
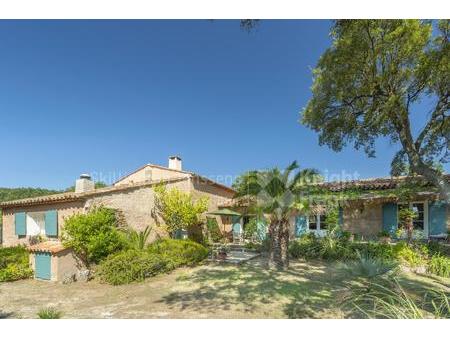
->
xmin=397 ymin=201 xmax=429 ymax=237
xmin=307 ymin=214 xmax=327 ymax=237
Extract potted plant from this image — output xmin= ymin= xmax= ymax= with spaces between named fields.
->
xmin=378 ymin=230 xmax=391 ymax=243
xmin=217 ymin=238 xmax=229 ymax=259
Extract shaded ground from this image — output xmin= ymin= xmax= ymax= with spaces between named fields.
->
xmin=0 ymin=259 xmax=448 ymax=318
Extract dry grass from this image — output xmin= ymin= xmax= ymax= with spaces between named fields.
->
xmin=0 ymin=258 xmax=448 ymax=318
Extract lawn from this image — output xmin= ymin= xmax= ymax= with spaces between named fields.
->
xmin=0 ymin=258 xmax=448 ymax=318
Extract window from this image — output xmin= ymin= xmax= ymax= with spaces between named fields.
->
xmin=397 ymin=202 xmax=427 ymax=232
xmin=308 ymin=215 xmax=317 ymax=230
xmin=319 ymin=214 xmax=328 ymax=230
xmin=26 ymin=212 xmax=46 ymax=236
xmin=412 ymin=203 xmax=424 ymax=230
xmin=308 ymin=214 xmax=327 ymax=232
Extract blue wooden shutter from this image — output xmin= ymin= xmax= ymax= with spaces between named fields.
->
xmin=15 ymin=212 xmax=26 ymax=236
xmin=256 ymin=219 xmax=267 ymax=240
xmin=295 ymin=215 xmax=307 ymax=237
xmin=382 ymin=203 xmax=398 ymax=234
xmin=44 ymin=210 xmax=58 ymax=236
xmin=428 ymin=201 xmax=447 ymax=236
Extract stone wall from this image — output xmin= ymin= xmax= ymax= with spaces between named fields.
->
xmin=85 ymin=179 xmax=192 ymax=241
xmin=342 ymin=203 xmax=383 ymax=238
xmin=190 ymin=178 xmax=235 ymax=236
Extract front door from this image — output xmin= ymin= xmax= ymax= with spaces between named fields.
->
xmin=35 ymin=252 xmax=51 ymax=280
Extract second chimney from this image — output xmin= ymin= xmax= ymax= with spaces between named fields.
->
xmin=75 ymin=174 xmax=95 ymax=193
xmin=168 ymin=156 xmax=182 ymax=171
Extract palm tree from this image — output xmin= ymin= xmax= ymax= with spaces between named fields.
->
xmin=234 ymin=161 xmax=321 ymax=269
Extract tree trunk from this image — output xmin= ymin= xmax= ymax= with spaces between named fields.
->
xmin=268 ymin=218 xmax=290 ymax=269
xmin=411 ymin=162 xmax=450 ymax=202
xmin=395 ymin=115 xmax=450 ymax=202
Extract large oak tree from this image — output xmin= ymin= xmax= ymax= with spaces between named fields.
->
xmin=302 ymin=20 xmax=449 ymax=200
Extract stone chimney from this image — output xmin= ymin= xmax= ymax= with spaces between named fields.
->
xmin=75 ymin=174 xmax=95 ymax=193
xmin=168 ymin=156 xmax=182 ymax=171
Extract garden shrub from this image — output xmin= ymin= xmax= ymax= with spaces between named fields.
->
xmin=352 ymin=242 xmax=396 ymax=262
xmin=206 ymin=217 xmax=222 ymax=243
xmin=289 ymin=233 xmax=321 ymax=259
xmin=147 ymin=238 xmax=208 ymax=268
xmin=289 ymin=233 xmax=356 ymax=260
xmin=97 ymin=250 xmax=171 ymax=285
xmin=0 ymin=246 xmax=33 ymax=282
xmin=393 ymin=242 xmax=427 ymax=267
xmin=62 ymin=206 xmax=127 ymax=265
xmin=98 ymin=239 xmax=208 ymax=285
xmin=243 ymin=218 xmax=258 ymax=240
xmin=427 ymin=254 xmax=450 ymax=278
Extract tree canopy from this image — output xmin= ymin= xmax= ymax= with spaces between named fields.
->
xmin=301 ymin=20 xmax=449 ymax=200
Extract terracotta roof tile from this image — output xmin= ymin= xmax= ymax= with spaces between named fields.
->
xmin=28 ymin=241 xmax=69 ymax=254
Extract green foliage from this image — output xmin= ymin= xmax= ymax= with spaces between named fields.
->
xmin=37 ymin=307 xmax=62 ymax=319
xmin=427 ymin=254 xmax=450 ymax=278
xmin=378 ymin=230 xmax=391 ymax=238
xmin=61 ymin=206 xmax=126 ymax=265
xmin=354 ymin=242 xmax=396 ymax=262
xmin=97 ymin=249 xmax=171 ymax=285
xmin=301 ymin=19 xmax=450 ymax=198
xmin=126 ymin=226 xmax=152 ymax=250
xmin=0 ymin=246 xmax=33 ymax=282
xmin=243 ymin=218 xmax=258 ymax=240
xmin=206 ymin=217 xmax=223 ymax=243
xmin=98 ymin=239 xmax=208 ymax=285
xmin=349 ymin=279 xmax=428 ymax=319
xmin=154 ymin=185 xmax=208 ymax=237
xmin=340 ymin=252 xmax=398 ymax=280
xmin=147 ymin=239 xmax=209 ymax=269
xmin=289 ymin=234 xmax=444 ymax=273
xmin=233 ymin=161 xmax=322 ymax=268
xmin=289 ymin=232 xmax=356 ymax=261
xmin=0 ymin=187 xmax=60 ymax=203
xmin=393 ymin=242 xmax=427 ymax=267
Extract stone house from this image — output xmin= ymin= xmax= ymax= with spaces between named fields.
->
xmin=0 ymin=156 xmax=235 ymax=248
xmin=220 ymin=175 xmax=450 ymax=241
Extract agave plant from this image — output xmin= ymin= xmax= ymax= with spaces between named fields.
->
xmin=127 ymin=226 xmax=152 ymax=250
xmin=340 ymin=251 xmax=398 ymax=280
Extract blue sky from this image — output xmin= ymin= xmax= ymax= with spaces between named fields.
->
xmin=0 ymin=20 xmax=446 ymax=189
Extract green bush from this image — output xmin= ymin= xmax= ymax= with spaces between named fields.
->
xmin=289 ymin=233 xmax=355 ymax=260
xmin=353 ymin=242 xmax=396 ymax=262
xmin=62 ymin=207 xmax=127 ymax=265
xmin=147 ymin=239 xmax=208 ymax=268
xmin=97 ymin=250 xmax=171 ymax=285
xmin=206 ymin=218 xmax=223 ymax=243
xmin=0 ymin=246 xmax=33 ymax=282
xmin=427 ymin=254 xmax=450 ymax=278
xmin=98 ymin=239 xmax=208 ymax=285
xmin=243 ymin=218 xmax=258 ymax=240
xmin=289 ymin=233 xmax=322 ymax=259
xmin=393 ymin=242 xmax=427 ymax=267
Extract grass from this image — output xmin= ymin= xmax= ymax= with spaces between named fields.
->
xmin=37 ymin=307 xmax=62 ymax=319
xmin=1 ymin=259 xmax=448 ymax=318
